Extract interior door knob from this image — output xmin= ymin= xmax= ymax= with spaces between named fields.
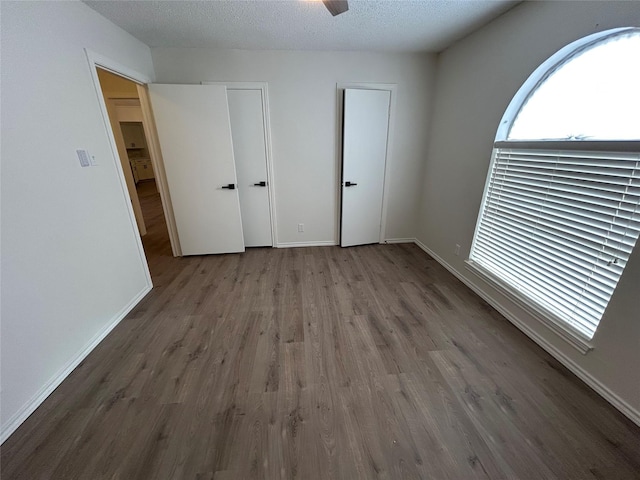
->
xmin=221 ymin=183 xmax=235 ymax=190
xmin=345 ymin=181 xmax=358 ymax=187
xmin=253 ymin=181 xmax=267 ymax=187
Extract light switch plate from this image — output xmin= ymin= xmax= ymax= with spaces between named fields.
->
xmin=76 ymin=149 xmax=91 ymax=167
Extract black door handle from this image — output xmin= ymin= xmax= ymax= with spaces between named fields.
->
xmin=253 ymin=181 xmax=267 ymax=187
xmin=345 ymin=181 xmax=358 ymax=187
xmin=221 ymin=183 xmax=235 ymax=190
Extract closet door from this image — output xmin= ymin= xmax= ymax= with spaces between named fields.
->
xmin=227 ymin=89 xmax=273 ymax=247
xmin=341 ymin=88 xmax=391 ymax=247
xmin=148 ymin=84 xmax=245 ymax=255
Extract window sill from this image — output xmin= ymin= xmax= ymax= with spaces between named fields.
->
xmin=464 ymin=260 xmax=594 ymax=355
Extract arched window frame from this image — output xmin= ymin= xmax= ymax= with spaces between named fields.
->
xmin=495 ymin=27 xmax=638 ymax=143
xmin=467 ymin=27 xmax=640 ymax=353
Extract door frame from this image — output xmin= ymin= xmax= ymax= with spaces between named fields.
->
xmin=137 ymin=85 xmax=181 ymax=256
xmin=85 ymin=49 xmax=181 ymax=257
xmin=336 ymin=83 xmax=397 ymax=244
xmin=202 ymin=81 xmax=278 ymax=248
xmin=105 ymin=97 xmax=147 ymax=237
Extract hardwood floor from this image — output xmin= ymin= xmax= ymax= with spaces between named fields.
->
xmin=2 ymin=182 xmax=640 ymax=479
xmin=137 ymin=179 xmax=173 ymax=261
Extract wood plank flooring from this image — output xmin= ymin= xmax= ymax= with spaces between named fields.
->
xmin=2 ymin=181 xmax=640 ymax=479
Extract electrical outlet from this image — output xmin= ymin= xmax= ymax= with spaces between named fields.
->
xmin=298 ymin=223 xmax=304 ymax=233
xmin=454 ymin=244 xmax=461 ymax=256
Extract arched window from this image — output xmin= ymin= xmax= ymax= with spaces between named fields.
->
xmin=468 ymin=28 xmax=640 ymax=349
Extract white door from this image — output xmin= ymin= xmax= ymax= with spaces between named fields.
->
xmin=341 ymin=88 xmax=391 ymax=247
xmin=227 ymin=89 xmax=273 ymax=247
xmin=148 ymin=84 xmax=245 ymax=256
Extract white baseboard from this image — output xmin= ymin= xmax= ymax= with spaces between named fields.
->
xmin=383 ymin=237 xmax=415 ymax=244
xmin=413 ymin=238 xmax=640 ymax=427
xmin=0 ymin=284 xmax=152 ymax=444
xmin=277 ymin=239 xmax=413 ymax=248
xmin=276 ymin=240 xmax=338 ymax=248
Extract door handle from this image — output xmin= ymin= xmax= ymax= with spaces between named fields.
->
xmin=253 ymin=181 xmax=267 ymax=187
xmin=221 ymin=183 xmax=236 ymax=190
xmin=345 ymin=181 xmax=358 ymax=187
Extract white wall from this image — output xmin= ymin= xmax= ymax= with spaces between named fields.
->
xmin=1 ymin=1 xmax=155 ymax=440
xmin=151 ymin=48 xmax=436 ymax=245
xmin=417 ymin=1 xmax=640 ymax=420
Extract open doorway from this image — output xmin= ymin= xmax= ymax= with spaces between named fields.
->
xmin=96 ymin=68 xmax=173 ymax=270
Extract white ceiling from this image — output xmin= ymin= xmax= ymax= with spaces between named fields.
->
xmin=85 ymin=0 xmax=518 ymax=53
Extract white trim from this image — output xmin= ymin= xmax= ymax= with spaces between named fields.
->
xmin=336 ymin=82 xmax=397 ymax=246
xmin=383 ymin=237 xmax=415 ymax=244
xmin=202 ymin=81 xmax=279 ymax=247
xmin=413 ymin=238 xmax=640 ymax=427
xmin=465 ymin=260 xmax=593 ymax=354
xmin=494 ymin=140 xmax=640 ymax=152
xmin=85 ymin=49 xmax=152 ymax=85
xmin=277 ymin=240 xmax=338 ymax=248
xmin=84 ymin=48 xmax=153 ymax=284
xmin=1 ymin=285 xmax=152 ymax=444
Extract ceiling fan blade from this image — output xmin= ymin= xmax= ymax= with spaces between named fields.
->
xmin=322 ymin=0 xmax=349 ymax=16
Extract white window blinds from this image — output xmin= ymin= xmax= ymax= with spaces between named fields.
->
xmin=469 ymin=147 xmax=640 ymax=339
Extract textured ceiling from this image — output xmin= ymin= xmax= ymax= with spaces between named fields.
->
xmin=85 ymin=0 xmax=518 ymax=53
